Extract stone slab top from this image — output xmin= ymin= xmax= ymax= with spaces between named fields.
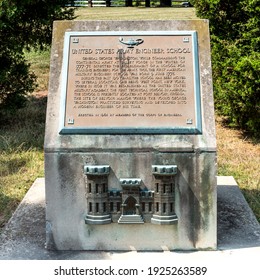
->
xmin=44 ymin=20 xmax=216 ymax=153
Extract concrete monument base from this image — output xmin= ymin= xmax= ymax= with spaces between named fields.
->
xmin=0 ymin=176 xmax=259 ymax=259
xmin=45 ymin=20 xmax=217 ymax=251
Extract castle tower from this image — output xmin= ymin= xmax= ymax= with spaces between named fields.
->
xmin=151 ymin=165 xmax=178 ymax=225
xmin=84 ymin=165 xmax=111 ymax=225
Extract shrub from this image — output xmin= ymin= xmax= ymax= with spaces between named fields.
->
xmin=0 ymin=0 xmax=75 ymax=111
xmin=192 ymin=0 xmax=260 ymax=138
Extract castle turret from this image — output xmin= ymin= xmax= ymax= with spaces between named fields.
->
xmin=151 ymin=165 xmax=178 ymax=225
xmin=84 ymin=165 xmax=111 ymax=225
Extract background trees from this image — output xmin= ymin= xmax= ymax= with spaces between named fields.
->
xmin=0 ymin=0 xmax=75 ymax=110
xmin=191 ymin=0 xmax=260 ymax=137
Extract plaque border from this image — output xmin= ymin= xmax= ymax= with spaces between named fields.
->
xmin=59 ymin=31 xmax=202 ymax=135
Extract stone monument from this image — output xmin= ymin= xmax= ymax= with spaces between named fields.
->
xmin=44 ymin=20 xmax=217 ymax=250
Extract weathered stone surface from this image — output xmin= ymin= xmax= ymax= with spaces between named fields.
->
xmin=0 ymin=177 xmax=259 ymax=259
xmin=44 ymin=20 xmax=217 ymax=250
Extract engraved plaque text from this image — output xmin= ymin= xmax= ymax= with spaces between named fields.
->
xmin=60 ymin=31 xmax=202 ymax=134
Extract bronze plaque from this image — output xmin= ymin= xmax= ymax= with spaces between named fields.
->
xmin=60 ymin=31 xmax=202 ymax=134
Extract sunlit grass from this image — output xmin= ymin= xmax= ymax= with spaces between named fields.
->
xmin=0 ymin=95 xmax=46 ymax=228
xmin=0 ymin=148 xmax=44 ymax=227
xmin=216 ymin=117 xmax=260 ymax=221
xmin=24 ymin=48 xmax=50 ymax=92
xmin=75 ymin=7 xmax=197 ymax=20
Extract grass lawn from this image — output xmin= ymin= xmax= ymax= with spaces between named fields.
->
xmin=0 ymin=7 xmax=259 ymax=230
xmin=75 ymin=7 xmax=197 ymax=20
xmin=0 ymin=97 xmax=46 ymax=228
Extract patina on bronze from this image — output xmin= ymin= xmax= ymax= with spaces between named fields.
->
xmin=60 ymin=31 xmax=202 ymax=134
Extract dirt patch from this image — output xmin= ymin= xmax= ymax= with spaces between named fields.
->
xmin=32 ymin=91 xmax=48 ymax=99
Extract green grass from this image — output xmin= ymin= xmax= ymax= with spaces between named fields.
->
xmin=0 ymin=47 xmax=47 ymax=226
xmin=0 ymin=7 xmax=259 ymax=230
xmin=24 ymin=48 xmax=50 ymax=92
xmin=216 ymin=117 xmax=260 ymax=222
xmin=0 ymin=148 xmax=44 ymax=227
xmin=75 ymin=7 xmax=197 ymax=20
xmin=0 ymin=95 xmax=46 ymax=228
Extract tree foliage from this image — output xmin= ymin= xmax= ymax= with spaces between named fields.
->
xmin=0 ymin=0 xmax=75 ymax=110
xmin=191 ymin=0 xmax=260 ymax=138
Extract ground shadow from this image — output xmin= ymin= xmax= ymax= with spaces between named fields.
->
xmin=219 ymin=116 xmax=259 ymax=144
xmin=0 ymin=95 xmax=47 ymax=151
xmin=217 ymin=184 xmax=260 ymax=250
